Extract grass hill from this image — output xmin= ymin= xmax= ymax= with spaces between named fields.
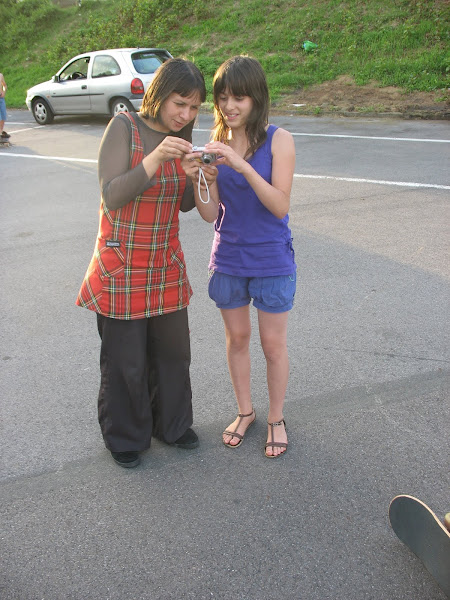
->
xmin=1 ymin=0 xmax=449 ymax=116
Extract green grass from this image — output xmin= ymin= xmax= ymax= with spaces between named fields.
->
xmin=2 ymin=0 xmax=449 ymax=108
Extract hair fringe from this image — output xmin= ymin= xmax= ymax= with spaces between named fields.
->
xmin=211 ymin=56 xmax=269 ymax=159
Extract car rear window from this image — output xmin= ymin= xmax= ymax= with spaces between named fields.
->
xmin=131 ymin=52 xmax=164 ymax=75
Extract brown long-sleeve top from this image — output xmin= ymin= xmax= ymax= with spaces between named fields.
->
xmin=98 ymin=112 xmax=195 ymax=212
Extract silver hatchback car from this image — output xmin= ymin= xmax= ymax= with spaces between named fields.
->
xmin=26 ymin=47 xmax=173 ymax=125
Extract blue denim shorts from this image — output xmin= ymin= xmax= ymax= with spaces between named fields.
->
xmin=208 ymin=271 xmax=296 ymax=313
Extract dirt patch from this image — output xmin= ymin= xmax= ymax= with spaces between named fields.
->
xmin=271 ymin=75 xmax=450 ymax=119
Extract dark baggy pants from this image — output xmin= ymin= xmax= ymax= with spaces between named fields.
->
xmin=96 ymin=309 xmax=193 ymax=452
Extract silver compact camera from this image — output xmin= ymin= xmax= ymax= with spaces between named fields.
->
xmin=192 ymin=146 xmax=217 ymax=165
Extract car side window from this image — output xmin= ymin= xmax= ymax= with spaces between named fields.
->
xmin=92 ymin=56 xmax=122 ymax=78
xmin=60 ymin=57 xmax=89 ymax=81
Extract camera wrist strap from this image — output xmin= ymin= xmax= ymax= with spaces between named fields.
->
xmin=197 ymin=167 xmax=210 ymax=204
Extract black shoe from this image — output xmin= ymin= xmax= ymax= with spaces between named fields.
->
xmin=111 ymin=451 xmax=141 ymax=468
xmin=1 ymin=131 xmax=10 ymax=139
xmin=170 ymin=428 xmax=199 ymax=449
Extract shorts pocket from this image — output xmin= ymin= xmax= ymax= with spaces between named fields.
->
xmin=208 ymin=271 xmax=229 ymax=304
xmin=208 ymin=271 xmax=250 ymax=308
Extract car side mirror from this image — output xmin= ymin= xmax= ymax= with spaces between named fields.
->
xmin=52 ymin=75 xmax=60 ymax=83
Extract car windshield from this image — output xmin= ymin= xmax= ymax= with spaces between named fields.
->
xmin=131 ymin=52 xmax=164 ymax=75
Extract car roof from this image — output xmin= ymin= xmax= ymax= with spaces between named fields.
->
xmin=79 ymin=48 xmax=172 ymax=56
xmin=56 ymin=48 xmax=173 ymax=73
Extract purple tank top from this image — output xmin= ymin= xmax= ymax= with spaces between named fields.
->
xmin=209 ymin=125 xmax=296 ymax=277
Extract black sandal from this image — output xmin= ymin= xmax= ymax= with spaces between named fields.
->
xmin=222 ymin=410 xmax=256 ymax=448
xmin=265 ymin=419 xmax=288 ymax=458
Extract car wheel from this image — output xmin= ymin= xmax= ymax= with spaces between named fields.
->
xmin=110 ymin=98 xmax=135 ymax=117
xmin=32 ymin=98 xmax=54 ymax=125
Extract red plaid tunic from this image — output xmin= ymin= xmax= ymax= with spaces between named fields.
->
xmin=76 ymin=113 xmax=192 ymax=319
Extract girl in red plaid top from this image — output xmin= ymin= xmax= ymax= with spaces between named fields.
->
xmin=76 ymin=59 xmax=210 ymax=468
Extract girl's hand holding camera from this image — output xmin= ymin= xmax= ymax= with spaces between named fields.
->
xmin=182 ymin=149 xmax=219 ymax=186
xmin=144 ymin=139 xmax=204 ymax=182
xmin=202 ymin=141 xmax=247 ymax=174
xmin=154 ymin=136 xmax=193 ymax=162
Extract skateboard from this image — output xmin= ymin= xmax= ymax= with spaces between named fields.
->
xmin=0 ymin=138 xmax=11 ymax=148
xmin=389 ymin=495 xmax=450 ymax=597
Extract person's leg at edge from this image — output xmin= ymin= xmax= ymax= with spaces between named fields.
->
xmin=0 ymin=97 xmax=7 ymax=136
xmin=258 ymin=309 xmax=289 ymax=457
xmin=221 ymin=305 xmax=255 ymax=446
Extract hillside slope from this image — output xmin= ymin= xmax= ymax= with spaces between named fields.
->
xmin=2 ymin=0 xmax=449 ymax=118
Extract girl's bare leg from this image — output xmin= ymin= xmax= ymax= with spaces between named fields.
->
xmin=258 ymin=310 xmax=289 ymax=457
xmin=220 ymin=306 xmax=255 ymax=446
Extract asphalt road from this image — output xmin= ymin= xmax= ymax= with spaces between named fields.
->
xmin=1 ymin=109 xmax=449 ymax=600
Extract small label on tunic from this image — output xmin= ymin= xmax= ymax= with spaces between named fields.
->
xmin=106 ymin=240 xmax=121 ymax=248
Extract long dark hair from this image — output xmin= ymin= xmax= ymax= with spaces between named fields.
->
xmin=140 ymin=58 xmax=206 ymax=135
xmin=212 ymin=56 xmax=269 ymax=159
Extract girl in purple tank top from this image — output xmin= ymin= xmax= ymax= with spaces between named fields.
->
xmin=191 ymin=56 xmax=296 ymax=458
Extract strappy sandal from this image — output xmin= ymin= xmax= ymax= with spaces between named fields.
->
xmin=265 ymin=419 xmax=288 ymax=458
xmin=222 ymin=409 xmax=256 ymax=448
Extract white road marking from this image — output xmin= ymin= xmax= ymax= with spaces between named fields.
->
xmin=289 ymin=133 xmax=450 ymax=143
xmin=0 ymin=152 xmax=97 ymax=163
xmin=194 ymin=129 xmax=450 ymax=143
xmin=1 ymin=151 xmax=448 ymax=189
xmin=293 ymin=173 xmax=450 ymax=190
xmin=8 ymin=123 xmax=450 ymax=143
xmin=5 ymin=127 xmax=43 ymax=134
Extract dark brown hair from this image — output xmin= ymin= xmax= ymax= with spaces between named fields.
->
xmin=140 ymin=58 xmax=206 ymax=135
xmin=212 ymin=56 xmax=269 ymax=158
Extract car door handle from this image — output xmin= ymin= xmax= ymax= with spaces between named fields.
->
xmin=81 ymin=85 xmax=87 ymax=89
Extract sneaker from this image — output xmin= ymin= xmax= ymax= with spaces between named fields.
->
xmin=111 ymin=451 xmax=141 ymax=468
xmin=1 ymin=131 xmax=10 ymax=139
xmin=170 ymin=428 xmax=199 ymax=449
